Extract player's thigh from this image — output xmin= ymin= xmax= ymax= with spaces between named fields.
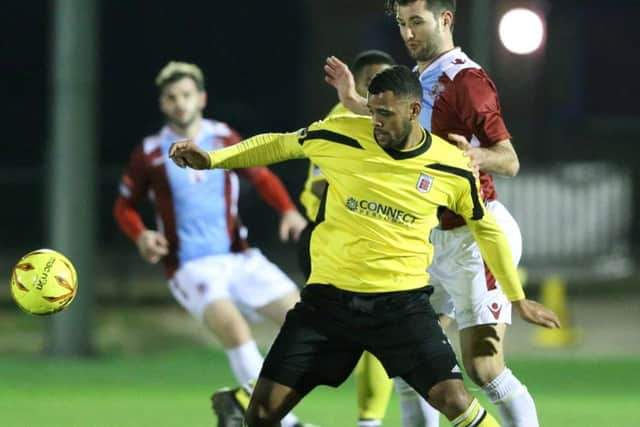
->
xmin=256 ymin=289 xmax=300 ymax=326
xmin=202 ymin=299 xmax=253 ymax=347
xmin=432 ymin=227 xmax=514 ymax=329
xmin=169 ymin=255 xmax=234 ymax=320
xmin=260 ymin=292 xmax=362 ymax=397
xmin=399 ymin=350 xmax=464 ymax=407
xmin=459 ymin=323 xmax=507 ymax=383
xmin=369 ymin=288 xmax=456 ymax=381
xmin=229 ymin=249 xmax=298 ymax=310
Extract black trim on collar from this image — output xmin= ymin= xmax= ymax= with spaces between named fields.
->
xmin=383 ymin=128 xmax=431 ymax=160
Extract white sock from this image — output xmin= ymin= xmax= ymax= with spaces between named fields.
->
xmin=419 ymin=396 xmax=440 ymax=427
xmin=228 ymin=349 xmax=300 ymax=427
xmin=394 ymin=378 xmax=440 ymax=427
xmin=358 ymin=419 xmax=382 ymax=427
xmin=281 ymin=412 xmax=300 ymax=427
xmin=225 ymin=340 xmax=263 ymax=385
xmin=481 ymin=368 xmax=539 ymax=427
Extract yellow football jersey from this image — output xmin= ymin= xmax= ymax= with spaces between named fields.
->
xmin=208 ymin=115 xmax=524 ymax=300
xmin=299 ymin=102 xmax=354 ymax=221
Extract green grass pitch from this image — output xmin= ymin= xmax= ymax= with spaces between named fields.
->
xmin=0 ymin=346 xmax=638 ymax=426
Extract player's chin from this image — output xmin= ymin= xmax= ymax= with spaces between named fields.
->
xmin=374 ymin=132 xmax=391 ymax=147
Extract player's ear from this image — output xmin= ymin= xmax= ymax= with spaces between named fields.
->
xmin=410 ymin=101 xmax=421 ymax=120
xmin=200 ymin=90 xmax=208 ymax=109
xmin=441 ymin=10 xmax=454 ymax=31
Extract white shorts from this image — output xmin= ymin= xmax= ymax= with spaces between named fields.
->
xmin=428 ymin=200 xmax=522 ymax=329
xmin=168 ymin=249 xmax=298 ymax=320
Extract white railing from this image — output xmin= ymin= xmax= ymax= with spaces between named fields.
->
xmin=495 ymin=162 xmax=634 ymax=280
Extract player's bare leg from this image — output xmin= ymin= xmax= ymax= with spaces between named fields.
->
xmin=203 ymin=299 xmax=253 ymax=347
xmin=210 ymin=291 xmax=308 ymax=427
xmin=402 ymin=374 xmax=500 ymax=427
xmin=460 ymin=323 xmax=539 ymax=427
xmin=246 ymin=377 xmax=303 ymax=427
xmin=203 ymin=299 xmax=263 ymax=386
xmin=257 ymin=290 xmax=300 ymax=325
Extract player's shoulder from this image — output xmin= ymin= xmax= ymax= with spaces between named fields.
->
xmin=324 ymin=102 xmax=354 ymax=119
xmin=440 ymin=49 xmax=482 ymax=81
xmin=141 ymin=131 xmax=163 ymax=155
xmin=201 ymin=118 xmax=237 ymax=137
xmin=426 ymin=133 xmax=472 ymax=172
xmin=311 ymin=113 xmax=371 ymax=134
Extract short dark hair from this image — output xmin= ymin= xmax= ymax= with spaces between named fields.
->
xmin=368 ymin=65 xmax=423 ymax=102
xmin=351 ymin=50 xmax=396 ymax=77
xmin=384 ymin=0 xmax=456 ymax=17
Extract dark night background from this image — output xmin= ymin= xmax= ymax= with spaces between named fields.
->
xmin=1 ymin=0 xmax=639 ymax=267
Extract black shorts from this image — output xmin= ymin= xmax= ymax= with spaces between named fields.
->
xmin=260 ymin=284 xmax=462 ymax=397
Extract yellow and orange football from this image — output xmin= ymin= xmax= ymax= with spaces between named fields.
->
xmin=10 ymin=249 xmax=78 ymax=315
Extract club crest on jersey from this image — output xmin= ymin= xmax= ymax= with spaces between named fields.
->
xmin=416 ymin=173 xmax=434 ymax=193
xmin=429 ymin=82 xmax=446 ymax=99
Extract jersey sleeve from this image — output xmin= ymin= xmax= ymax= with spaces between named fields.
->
xmin=455 ymin=69 xmax=511 ymax=147
xmin=219 ymin=128 xmax=296 ymax=213
xmin=465 ymin=213 xmax=525 ymax=302
xmin=446 ymin=166 xmax=525 ymax=301
xmin=113 ymin=145 xmax=149 ymax=241
xmin=208 ymin=132 xmax=305 ymax=169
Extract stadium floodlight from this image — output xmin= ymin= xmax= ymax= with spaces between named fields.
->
xmin=498 ymin=8 xmax=545 ymax=55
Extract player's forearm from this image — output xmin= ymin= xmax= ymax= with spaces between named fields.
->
xmin=208 ymin=132 xmax=305 ymax=169
xmin=113 ymin=196 xmax=145 ymax=241
xmin=342 ymin=93 xmax=369 ymax=115
xmin=479 ymin=140 xmax=520 ymax=176
xmin=466 ymin=212 xmax=525 ymax=302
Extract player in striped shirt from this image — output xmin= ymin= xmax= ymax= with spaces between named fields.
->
xmin=113 ymin=61 xmax=311 ymax=427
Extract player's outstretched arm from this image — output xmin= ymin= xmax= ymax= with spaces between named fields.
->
xmin=170 ymin=132 xmax=306 ymax=170
xmin=324 ymin=56 xmax=369 ymax=115
xmin=169 ymin=139 xmax=211 ymax=169
xmin=466 ymin=213 xmax=560 ymax=329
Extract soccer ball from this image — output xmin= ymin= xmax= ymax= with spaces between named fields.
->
xmin=10 ymin=249 xmax=78 ymax=315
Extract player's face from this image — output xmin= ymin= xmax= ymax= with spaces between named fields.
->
xmin=395 ymin=1 xmax=448 ymax=62
xmin=368 ymin=91 xmax=415 ymax=150
xmin=355 ymin=63 xmax=392 ymax=97
xmin=159 ymin=77 xmax=206 ymax=130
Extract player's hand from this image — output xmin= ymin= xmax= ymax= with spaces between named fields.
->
xmin=324 ymin=56 xmax=361 ymax=105
xmin=169 ymin=139 xmax=211 ymax=170
xmin=514 ymin=299 xmax=561 ymax=329
xmin=136 ymin=230 xmax=169 ymax=264
xmin=279 ymin=210 xmax=308 ymax=242
xmin=448 ymin=133 xmax=482 ymax=176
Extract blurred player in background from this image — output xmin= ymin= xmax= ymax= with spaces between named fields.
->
xmin=299 ymin=48 xmax=396 ymax=427
xmin=324 ymin=1 xmax=534 ymax=426
xmin=168 ymin=65 xmax=559 ymax=427
xmin=113 ymin=61 xmax=311 ymax=427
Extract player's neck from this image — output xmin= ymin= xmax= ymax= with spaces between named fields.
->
xmin=403 ymin=125 xmax=425 ymax=151
xmin=416 ymin=43 xmax=456 ymax=74
xmin=168 ymin=117 xmax=202 ymax=139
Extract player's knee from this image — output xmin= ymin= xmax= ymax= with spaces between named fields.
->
xmin=463 ymin=357 xmax=505 ymax=386
xmin=428 ymin=379 xmax=472 ymax=418
xmin=245 ymin=402 xmax=279 ymax=427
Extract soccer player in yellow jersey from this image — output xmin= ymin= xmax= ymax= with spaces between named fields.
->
xmin=298 ymin=50 xmax=395 ymax=427
xmin=169 ymin=66 xmax=559 ymax=427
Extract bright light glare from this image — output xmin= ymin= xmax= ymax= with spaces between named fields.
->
xmin=499 ymin=8 xmax=545 ymax=55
